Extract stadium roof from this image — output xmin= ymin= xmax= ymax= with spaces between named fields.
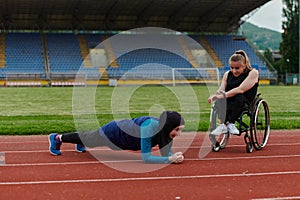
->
xmin=0 ymin=0 xmax=270 ymax=33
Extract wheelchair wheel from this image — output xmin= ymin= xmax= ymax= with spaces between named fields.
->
xmin=209 ymin=106 xmax=230 ymax=151
xmin=246 ymin=142 xmax=253 ymax=153
xmin=250 ymin=99 xmax=270 ymax=150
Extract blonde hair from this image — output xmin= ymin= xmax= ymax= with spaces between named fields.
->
xmin=229 ymin=50 xmax=252 ymax=70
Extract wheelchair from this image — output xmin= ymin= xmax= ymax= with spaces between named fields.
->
xmin=209 ymin=93 xmax=270 ymax=153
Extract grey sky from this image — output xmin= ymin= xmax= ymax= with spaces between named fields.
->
xmin=242 ymin=0 xmax=284 ymax=32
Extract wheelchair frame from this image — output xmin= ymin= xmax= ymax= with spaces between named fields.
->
xmin=209 ymin=93 xmax=270 ymax=153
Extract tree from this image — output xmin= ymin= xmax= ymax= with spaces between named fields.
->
xmin=279 ymin=0 xmax=299 ymax=73
xmin=264 ymin=48 xmax=274 ymax=64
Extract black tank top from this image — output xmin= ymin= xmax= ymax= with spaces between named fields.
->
xmin=225 ymin=70 xmax=258 ymax=102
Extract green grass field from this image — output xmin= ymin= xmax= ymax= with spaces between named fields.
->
xmin=0 ymin=85 xmax=299 ymax=135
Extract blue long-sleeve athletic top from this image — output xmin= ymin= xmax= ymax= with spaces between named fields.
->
xmin=99 ymin=116 xmax=172 ymax=164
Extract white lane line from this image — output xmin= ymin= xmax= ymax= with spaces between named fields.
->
xmin=196 ymin=154 xmax=300 ymax=161
xmin=0 ymin=132 xmax=299 ymax=144
xmin=0 ymin=141 xmax=48 ymax=144
xmin=2 ymin=142 xmax=300 ymax=154
xmin=2 ymin=136 xmax=299 ymax=144
xmin=1 ymin=154 xmax=300 ymax=167
xmin=2 ymin=161 xmax=101 ymax=167
xmin=252 ymin=196 xmax=300 ymax=200
xmin=0 ymin=170 xmax=300 ymax=185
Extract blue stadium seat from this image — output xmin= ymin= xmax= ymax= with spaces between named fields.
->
xmin=204 ymin=35 xmax=269 ymax=77
xmin=0 ymin=32 xmax=274 ymax=82
xmin=46 ymin=33 xmax=83 ymax=74
xmin=107 ymin=48 xmax=193 ymax=79
xmin=84 ymin=34 xmax=103 ymax=48
xmin=5 ymin=33 xmax=45 ymax=75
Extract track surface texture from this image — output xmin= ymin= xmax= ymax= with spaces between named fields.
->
xmin=0 ymin=130 xmax=299 ymax=200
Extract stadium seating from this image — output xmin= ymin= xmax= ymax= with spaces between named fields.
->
xmin=104 ymin=34 xmax=195 ymax=79
xmin=46 ymin=33 xmax=83 ymax=73
xmin=84 ymin=34 xmax=103 ymax=49
xmin=4 ymin=33 xmax=45 ymax=74
xmin=189 ymin=34 xmax=277 ymax=79
xmin=78 ymin=34 xmax=110 ymax=78
xmin=204 ymin=35 xmax=268 ymax=72
xmin=0 ymin=32 xmax=275 ymax=84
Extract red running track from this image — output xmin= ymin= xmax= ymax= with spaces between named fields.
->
xmin=0 ymin=130 xmax=300 ymax=200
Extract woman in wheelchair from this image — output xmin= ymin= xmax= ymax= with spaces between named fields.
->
xmin=208 ymin=50 xmax=259 ymax=136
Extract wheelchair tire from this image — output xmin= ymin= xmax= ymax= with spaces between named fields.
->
xmin=212 ymin=142 xmax=221 ymax=152
xmin=250 ymin=99 xmax=270 ymax=150
xmin=209 ymin=106 xmax=230 ymax=150
xmin=246 ymin=142 xmax=253 ymax=153
xmin=210 ymin=133 xmax=229 ymax=151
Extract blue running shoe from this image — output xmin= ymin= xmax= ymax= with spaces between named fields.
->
xmin=76 ymin=144 xmax=86 ymax=153
xmin=49 ymin=133 xmax=61 ymax=155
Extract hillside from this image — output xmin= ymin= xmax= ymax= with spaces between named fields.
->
xmin=239 ymin=22 xmax=282 ymax=51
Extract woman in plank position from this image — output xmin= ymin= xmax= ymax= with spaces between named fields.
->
xmin=49 ymin=111 xmax=185 ymax=164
